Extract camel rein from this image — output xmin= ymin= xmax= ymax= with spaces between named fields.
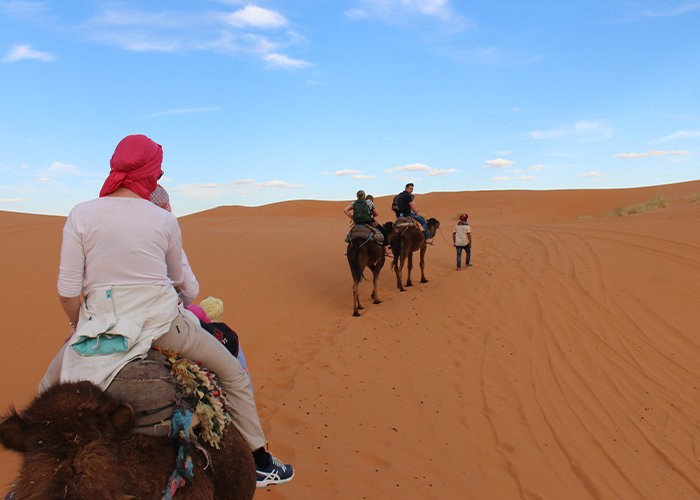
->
xmin=436 ymin=226 xmax=452 ymax=245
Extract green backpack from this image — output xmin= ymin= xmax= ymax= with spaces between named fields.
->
xmin=352 ymin=200 xmax=372 ymax=224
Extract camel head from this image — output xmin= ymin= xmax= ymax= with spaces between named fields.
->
xmin=427 ymin=217 xmax=440 ymax=237
xmin=0 ymin=381 xmax=136 ymax=499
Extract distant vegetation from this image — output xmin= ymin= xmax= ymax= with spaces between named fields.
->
xmin=688 ymin=193 xmax=700 ymax=203
xmin=607 ymin=195 xmax=667 ymax=217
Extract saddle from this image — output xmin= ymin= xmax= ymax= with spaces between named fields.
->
xmin=106 ymin=349 xmax=232 ymax=448
xmin=345 ymin=224 xmax=384 ymax=244
xmin=394 ymin=217 xmax=421 ymax=231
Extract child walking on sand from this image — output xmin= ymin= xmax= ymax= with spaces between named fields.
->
xmin=453 ymin=213 xmax=472 ymax=269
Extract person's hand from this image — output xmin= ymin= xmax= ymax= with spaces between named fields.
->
xmin=64 ymin=326 xmax=76 ymax=344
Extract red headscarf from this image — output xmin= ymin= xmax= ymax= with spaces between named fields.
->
xmin=99 ymin=134 xmax=163 ymax=199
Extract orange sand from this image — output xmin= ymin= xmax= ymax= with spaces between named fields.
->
xmin=1 ymin=181 xmax=699 ymax=498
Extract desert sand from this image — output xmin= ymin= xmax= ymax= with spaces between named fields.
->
xmin=1 ymin=181 xmax=699 ymax=499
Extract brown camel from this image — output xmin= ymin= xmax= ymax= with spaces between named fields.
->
xmin=346 ymin=226 xmax=386 ymax=316
xmin=0 ymin=378 xmax=256 ymax=499
xmin=387 ymin=217 xmax=440 ymax=292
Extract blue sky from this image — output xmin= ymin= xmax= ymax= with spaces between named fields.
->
xmin=1 ymin=0 xmax=699 ymax=216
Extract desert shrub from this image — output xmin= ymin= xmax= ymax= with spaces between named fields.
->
xmin=688 ymin=193 xmax=700 ymax=203
xmin=607 ymin=195 xmax=667 ymax=217
xmin=644 ymin=194 xmax=667 ymax=209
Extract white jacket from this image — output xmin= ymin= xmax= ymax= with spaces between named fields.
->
xmin=60 ymin=284 xmax=179 ymax=390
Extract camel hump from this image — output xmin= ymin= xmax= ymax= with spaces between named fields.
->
xmin=106 ymin=349 xmax=176 ymax=437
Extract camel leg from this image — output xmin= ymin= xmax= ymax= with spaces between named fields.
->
xmin=352 ymin=280 xmax=361 ymax=316
xmin=406 ymin=253 xmax=413 ymax=287
xmin=395 ymin=255 xmax=405 ymax=291
xmin=370 ymin=265 xmax=382 ymax=304
xmin=420 ymin=246 xmax=428 ymax=283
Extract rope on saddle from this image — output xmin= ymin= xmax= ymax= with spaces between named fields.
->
xmin=162 ymin=409 xmax=195 ymax=500
xmin=133 ymin=401 xmax=177 ymax=429
xmin=357 ymin=233 xmax=374 ymax=249
xmin=348 ymin=224 xmax=375 ymax=249
xmin=156 ymin=348 xmax=235 ymax=499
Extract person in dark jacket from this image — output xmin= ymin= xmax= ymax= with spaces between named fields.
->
xmin=396 ymin=183 xmax=433 ymax=244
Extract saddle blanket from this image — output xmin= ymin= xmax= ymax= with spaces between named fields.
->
xmin=394 ymin=217 xmax=421 ymax=230
xmin=345 ymin=224 xmax=384 ymax=244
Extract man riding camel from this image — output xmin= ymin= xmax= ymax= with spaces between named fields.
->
xmin=395 ymin=183 xmax=433 ymax=245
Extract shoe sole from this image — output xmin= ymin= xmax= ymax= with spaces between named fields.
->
xmin=256 ymin=472 xmax=295 ymax=488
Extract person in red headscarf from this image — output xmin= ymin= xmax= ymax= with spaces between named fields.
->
xmin=40 ymin=134 xmax=294 ymax=488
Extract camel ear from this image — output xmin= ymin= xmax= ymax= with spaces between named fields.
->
xmin=0 ymin=412 xmax=28 ymax=452
xmin=109 ymin=403 xmax=135 ymax=436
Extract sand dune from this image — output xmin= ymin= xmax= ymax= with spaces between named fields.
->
xmin=1 ymin=181 xmax=699 ymax=498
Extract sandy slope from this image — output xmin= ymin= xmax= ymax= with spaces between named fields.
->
xmin=1 ymin=181 xmax=699 ymax=499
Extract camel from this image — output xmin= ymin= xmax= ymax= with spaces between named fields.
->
xmin=346 ymin=226 xmax=386 ymax=316
xmin=0 ymin=365 xmax=256 ymax=499
xmin=387 ymin=217 xmax=440 ymax=292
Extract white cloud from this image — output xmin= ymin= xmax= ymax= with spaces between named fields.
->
xmin=149 ymin=107 xmax=223 ymax=117
xmin=80 ymin=5 xmax=310 ymax=70
xmin=530 ymin=164 xmax=550 ymax=171
xmin=46 ymin=162 xmax=80 ymax=176
xmin=264 ymin=53 xmax=312 ymax=69
xmin=426 ymin=168 xmax=458 ymax=176
xmin=36 ymin=177 xmax=51 ymax=182
xmin=20 ymin=164 xmax=29 ymax=169
xmin=641 ymin=3 xmax=700 ymax=18
xmin=496 ymin=150 xmax=511 ymax=155
xmin=229 ymin=179 xmax=255 ymax=187
xmin=1 ymin=1 xmax=48 ymax=18
xmin=335 ymin=169 xmax=362 ymax=176
xmin=530 ymin=120 xmax=613 ymax=141
xmin=319 ymin=171 xmax=329 ymax=175
xmin=171 ymin=178 xmax=304 ymax=199
xmin=258 ymin=180 xmax=306 ymax=189
xmin=90 ymin=8 xmax=189 ymax=28
xmin=344 ymin=0 xmax=473 ymax=31
xmin=171 ymin=183 xmax=225 ymax=200
xmin=385 ymin=163 xmax=432 ymax=173
xmin=384 ymin=163 xmax=456 ymax=176
xmin=2 ymin=44 xmax=54 ymax=63
xmin=225 ymin=5 xmax=287 ymax=28
xmin=652 ymin=130 xmax=700 ymax=144
xmin=0 ymin=198 xmax=23 ymax=203
xmin=580 ymin=172 xmax=608 ymax=177
xmin=484 ymin=158 xmax=514 ymax=168
xmin=352 ymin=174 xmax=375 ymax=180
xmin=491 ymin=175 xmax=535 ymax=181
xmin=613 ymin=149 xmax=692 ymax=159
xmin=89 ymin=31 xmax=179 ymax=53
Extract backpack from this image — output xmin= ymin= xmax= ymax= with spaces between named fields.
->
xmin=352 ymin=199 xmax=372 ymax=224
xmin=199 ymin=321 xmax=240 ymax=357
xmin=391 ymin=194 xmax=401 ymax=216
xmin=393 ymin=191 xmax=411 ymax=216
